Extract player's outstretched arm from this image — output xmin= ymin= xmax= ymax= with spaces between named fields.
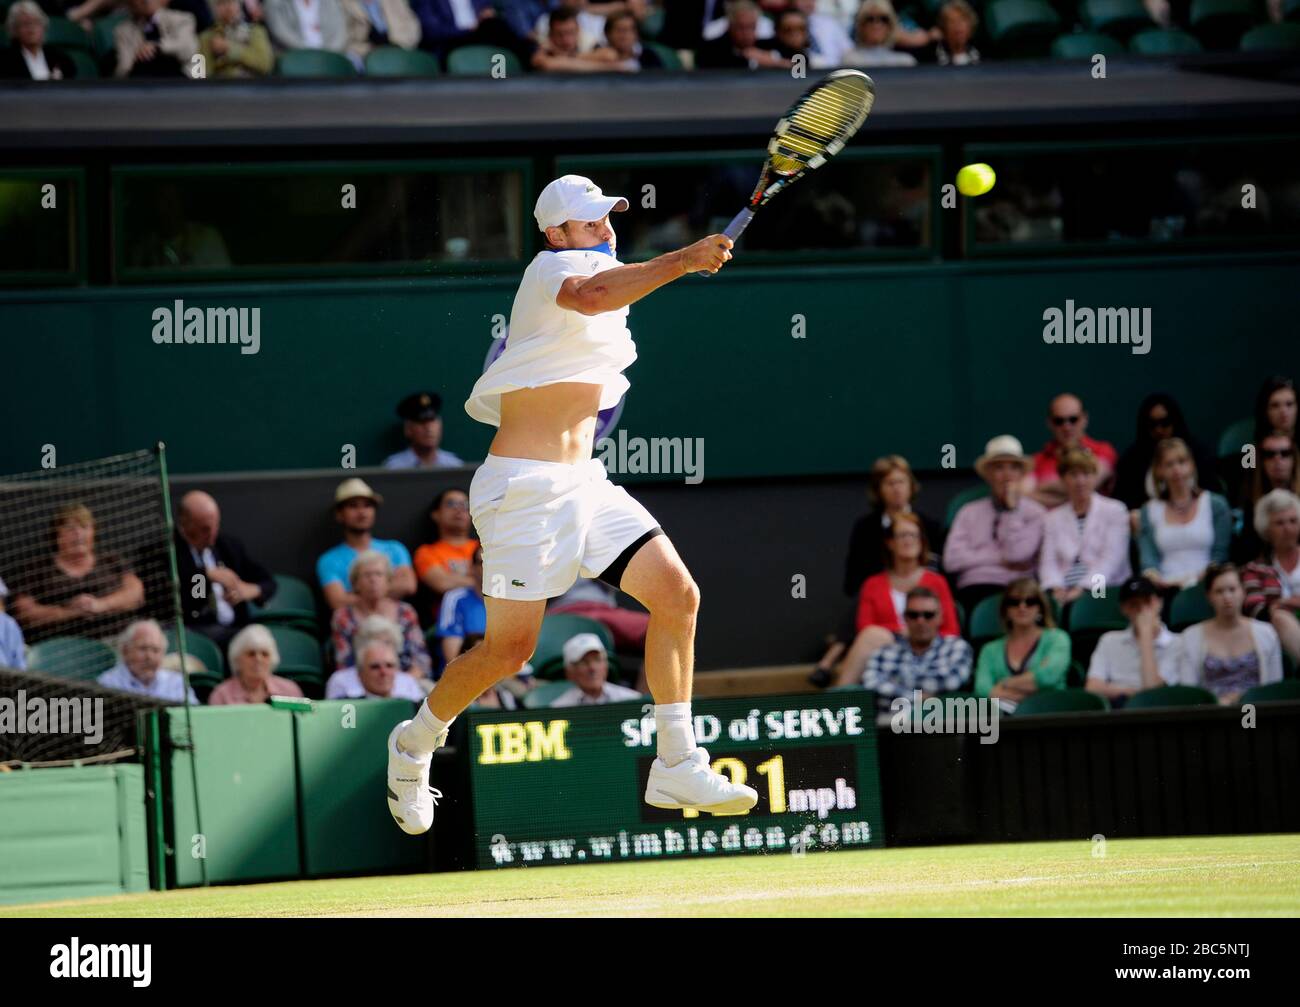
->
xmin=557 ymin=234 xmax=733 ymax=316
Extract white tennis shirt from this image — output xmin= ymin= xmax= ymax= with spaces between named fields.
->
xmin=465 ymin=247 xmax=637 ymax=427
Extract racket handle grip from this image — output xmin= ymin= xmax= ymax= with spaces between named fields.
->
xmin=696 ymin=208 xmax=754 ymax=277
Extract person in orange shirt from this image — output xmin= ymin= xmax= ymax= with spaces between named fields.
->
xmin=412 ymin=488 xmax=479 ymax=614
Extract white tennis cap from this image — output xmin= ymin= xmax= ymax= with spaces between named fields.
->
xmin=534 ymin=175 xmax=629 ymax=232
xmin=563 ymin=632 xmax=607 ymax=666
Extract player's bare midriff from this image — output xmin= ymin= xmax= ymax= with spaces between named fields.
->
xmin=488 ymin=382 xmax=605 ymax=465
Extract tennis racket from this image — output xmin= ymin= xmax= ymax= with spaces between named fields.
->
xmin=699 ymin=69 xmax=876 ymax=276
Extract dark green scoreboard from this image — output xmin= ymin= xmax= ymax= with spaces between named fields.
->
xmin=466 ymin=689 xmax=884 ymax=869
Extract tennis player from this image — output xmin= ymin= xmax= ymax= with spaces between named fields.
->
xmin=387 ymin=175 xmax=757 ymax=834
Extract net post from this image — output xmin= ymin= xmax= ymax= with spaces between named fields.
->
xmin=155 ymin=440 xmax=209 ymax=888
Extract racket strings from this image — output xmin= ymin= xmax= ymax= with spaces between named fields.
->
xmin=770 ymin=75 xmax=873 ymax=176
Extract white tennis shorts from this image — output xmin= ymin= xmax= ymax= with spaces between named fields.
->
xmin=469 ymin=453 xmax=660 ymax=601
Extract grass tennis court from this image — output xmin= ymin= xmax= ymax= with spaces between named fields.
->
xmin=6 ymin=835 xmax=1298 ymax=918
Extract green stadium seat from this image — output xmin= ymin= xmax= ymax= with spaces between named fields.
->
xmin=164 ymin=626 xmax=226 ymax=678
xmin=1014 ymin=688 xmax=1110 ymax=715
xmin=1216 ymin=417 xmax=1253 ymax=458
xmin=1080 ymin=0 xmax=1154 ymax=39
xmin=1067 ymin=657 xmax=1087 ymax=687
xmin=446 ymin=44 xmax=522 ymax=76
xmin=1189 ymin=0 xmax=1257 ymax=50
xmin=1126 ymin=684 xmax=1218 ymax=708
xmin=641 ymin=5 xmax=665 ymax=39
xmin=44 ymin=17 xmax=93 ymax=53
xmin=1239 ymin=22 xmax=1300 ymax=50
xmin=248 ymin=574 xmax=319 ymax=634
xmin=1051 ymin=31 xmax=1128 ymax=58
xmin=277 ymin=664 xmax=325 ymax=699
xmin=1067 ymin=590 xmax=1126 ymax=633
xmin=1240 ymin=680 xmax=1300 ymax=704
xmin=528 ymin=614 xmax=614 ymax=680
xmin=266 ymin=625 xmax=325 ymax=671
xmin=1129 ymin=27 xmax=1204 ymax=53
xmin=944 ymin=483 xmax=991 ymax=528
xmin=968 ymin=593 xmax=1005 ymax=645
xmin=644 ymin=41 xmax=683 ymax=69
xmin=66 ymin=47 xmax=99 ymax=78
xmin=984 ymin=0 xmax=1063 ymax=58
xmin=93 ymin=13 xmax=125 ymax=58
xmin=26 ymin=636 xmax=118 ymax=681
xmin=1169 ymin=585 xmax=1213 ymax=630
xmin=521 ymin=680 xmax=577 ymax=709
xmin=277 ymin=48 xmax=357 ymax=77
xmin=364 ymin=45 xmax=440 ymax=76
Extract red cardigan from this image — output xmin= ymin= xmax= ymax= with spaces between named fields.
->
xmin=856 ymin=570 xmax=960 ymax=636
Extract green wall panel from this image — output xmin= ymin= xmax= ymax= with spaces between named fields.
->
xmin=0 ymin=764 xmax=148 ymax=907
xmin=0 ymin=253 xmax=1294 ymax=478
xmin=295 ymin=699 xmax=424 ymax=877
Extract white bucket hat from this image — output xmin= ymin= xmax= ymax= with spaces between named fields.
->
xmin=974 ymin=435 xmax=1031 ymax=480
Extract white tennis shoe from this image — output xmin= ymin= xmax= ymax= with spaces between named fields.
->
xmin=644 ymin=748 xmax=759 ymax=815
xmin=386 ymin=720 xmax=442 ymax=835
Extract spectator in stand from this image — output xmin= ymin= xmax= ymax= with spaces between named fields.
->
xmin=791 ymin=0 xmax=853 ymax=67
xmin=412 ymin=487 xmax=478 ymax=606
xmin=904 ymin=0 xmax=979 ymax=64
xmin=843 ymin=455 xmax=943 ymax=597
xmin=208 ymin=623 xmax=305 ymax=704
xmin=533 ymin=7 xmax=632 ymax=71
xmin=842 ymin=0 xmax=916 ymax=67
xmin=113 ymin=0 xmax=198 ymax=78
xmin=1171 ymin=563 xmax=1282 ymax=704
xmin=316 ymin=479 xmax=416 ymax=610
xmin=435 ymin=546 xmax=486 ymax=667
xmin=0 ymin=609 xmax=26 ymax=670
xmin=943 ymin=436 xmax=1047 ymax=614
xmin=594 ymin=9 xmax=663 ymax=69
xmin=98 ymin=620 xmax=198 ymax=704
xmin=1023 ymin=393 xmax=1118 ymax=508
xmin=174 ymin=490 xmax=277 ymax=650
xmin=199 ymin=0 xmax=275 ymax=76
xmin=1241 ymin=489 xmax=1300 ymax=664
xmin=1253 ymin=374 xmax=1297 ymax=443
xmin=696 ymin=0 xmax=788 ymax=68
xmin=1038 ymin=448 xmax=1131 ymax=608
xmin=0 ymin=3 xmax=78 ymax=80
xmin=533 ymin=0 xmax=644 ymax=51
xmin=835 ymin=513 xmax=960 ymax=686
xmin=383 ymin=391 xmax=465 ymax=470
xmin=973 ymin=577 xmax=1071 ymax=704
xmin=1086 ymin=575 xmax=1182 ymax=708
xmin=411 ymin=0 xmax=534 ymax=65
xmin=264 ymin=0 xmax=348 ymax=53
xmin=343 ymin=0 xmax=421 ymax=61
xmin=756 ymin=7 xmax=811 ymax=67
xmin=549 ymin=579 xmax=648 ymax=654
xmin=550 ymin=632 xmax=641 ymax=706
xmin=331 ymin=553 xmax=432 ymax=677
xmin=862 ymin=586 xmax=973 ymax=709
xmin=1137 ymin=437 xmax=1231 ymax=593
xmin=326 ymin=632 xmax=427 ymax=700
xmin=1114 ymin=393 xmax=1216 ymax=510
xmin=8 ymin=503 xmax=145 ymax=645
xmin=1235 ymin=432 xmax=1300 ymax=563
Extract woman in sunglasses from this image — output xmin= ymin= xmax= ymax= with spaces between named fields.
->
xmin=1113 ymin=393 xmax=1215 ymax=511
xmin=973 ymin=577 xmax=1071 ymax=703
xmin=834 ymin=513 xmax=959 ymax=686
xmin=1235 ymin=432 xmax=1300 ymax=563
xmin=843 ymin=0 xmax=917 ymax=66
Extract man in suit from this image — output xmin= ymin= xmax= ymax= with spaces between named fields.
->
xmin=0 ymin=1 xmax=78 ymax=79
xmin=342 ymin=0 xmax=422 ymax=61
xmin=113 ymin=0 xmax=198 ymax=77
xmin=408 ymin=0 xmax=532 ymax=63
xmin=263 ymin=0 xmax=349 ymax=53
xmin=175 ymin=490 xmax=278 ymax=649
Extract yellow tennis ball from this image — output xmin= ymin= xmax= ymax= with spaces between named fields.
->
xmin=956 ymin=163 xmax=996 ymax=197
